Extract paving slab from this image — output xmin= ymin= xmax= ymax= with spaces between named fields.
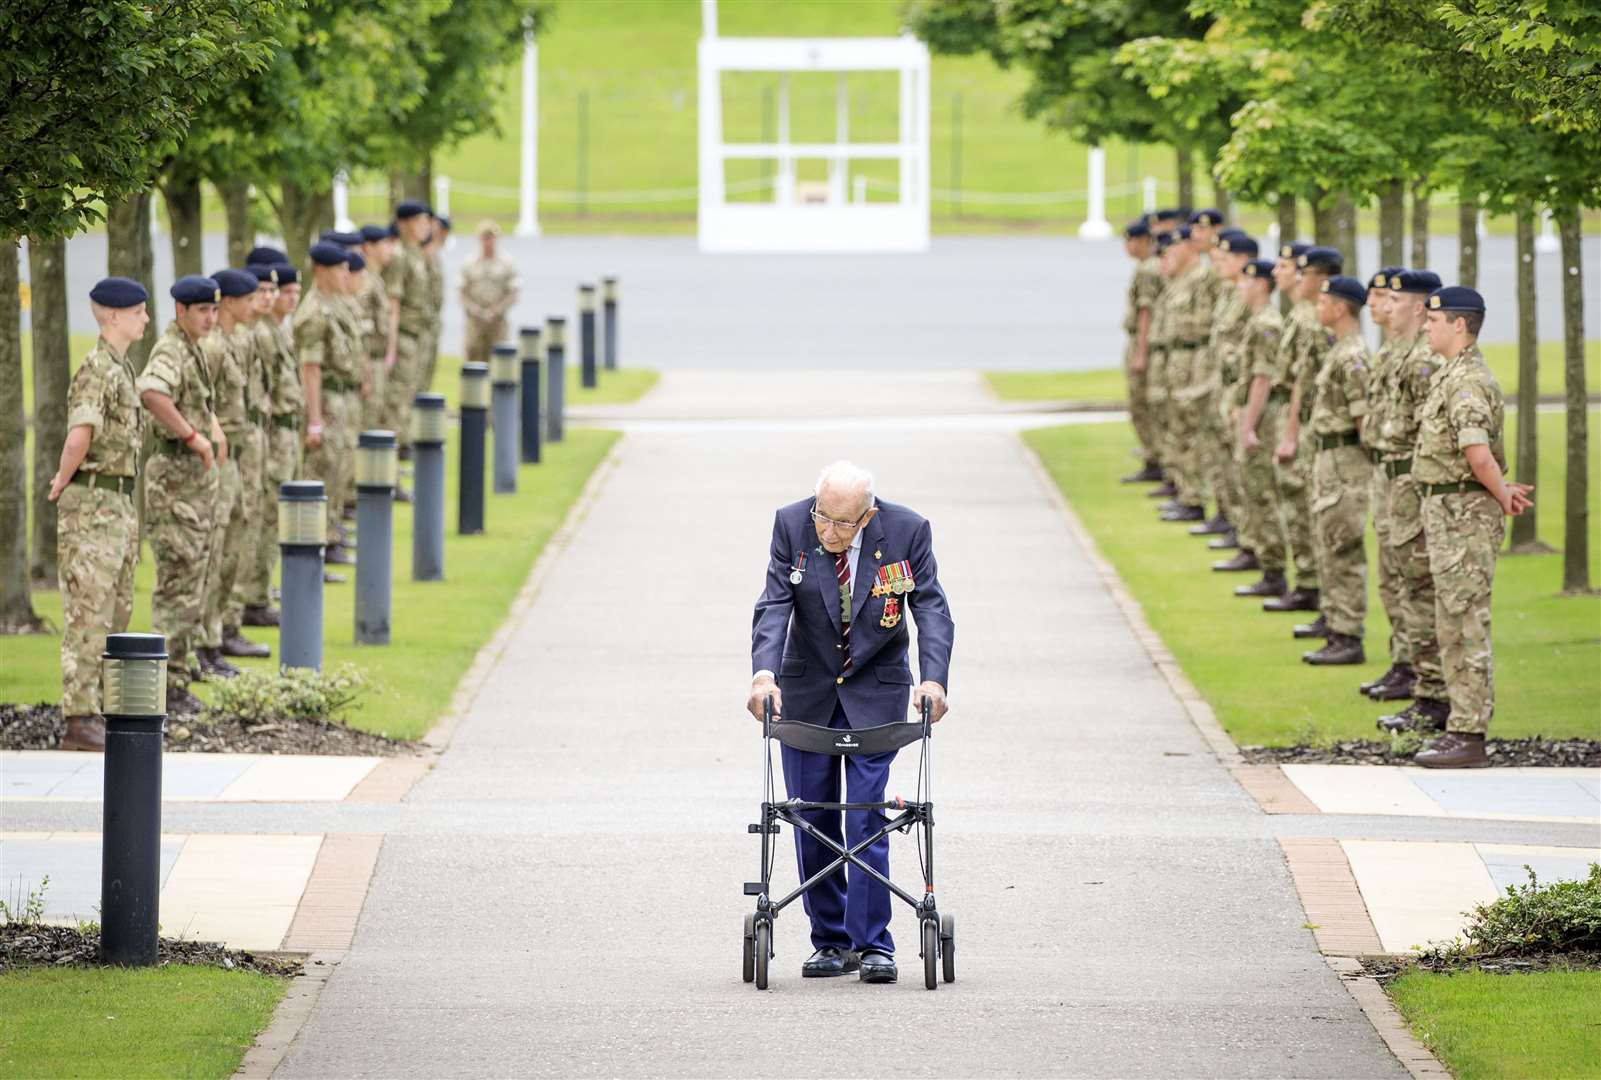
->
xmin=1279 ymin=764 xmax=1599 ymax=823
xmin=0 ymin=750 xmax=381 ymax=803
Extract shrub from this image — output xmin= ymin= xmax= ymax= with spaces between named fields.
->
xmin=1435 ymin=863 xmax=1601 ymax=958
xmin=202 ymin=664 xmax=369 ymax=727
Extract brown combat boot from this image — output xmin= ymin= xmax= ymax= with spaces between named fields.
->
xmin=60 ymin=715 xmax=106 ymax=752
xmin=1213 ymin=549 xmax=1260 ymax=573
xmin=241 ymin=604 xmax=280 ymax=628
xmin=1263 ymin=587 xmax=1319 ymax=613
xmin=1377 ymin=697 xmax=1448 ymax=733
xmin=1208 ymin=530 xmax=1240 ymax=551
xmin=1160 ymin=504 xmax=1205 ymax=523
xmin=1235 ymin=570 xmax=1287 ymax=598
xmin=166 ymin=684 xmax=204 ymax=715
xmin=1146 ymin=481 xmax=1178 ymax=499
xmin=1302 ymin=632 xmax=1365 ymax=666
xmin=1368 ymin=663 xmax=1416 ymax=702
xmin=1415 ymin=731 xmax=1489 ymax=769
xmin=1293 ymin=614 xmax=1329 ymax=639
xmin=199 ymin=647 xmax=240 ymax=678
xmin=1189 ymin=514 xmax=1231 ymax=536
xmin=221 ymin=627 xmax=271 ymax=659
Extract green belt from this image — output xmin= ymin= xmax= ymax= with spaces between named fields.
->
xmin=321 ymin=377 xmax=359 ymax=394
xmin=397 ymin=326 xmax=422 ymax=341
xmin=151 ymin=438 xmax=190 ymax=457
xmin=1384 ymin=458 xmax=1412 ymax=479
xmin=1315 ymin=431 xmax=1363 ymax=452
xmin=1268 ymin=386 xmax=1292 ymax=403
xmin=1171 ymin=338 xmax=1206 ymax=349
xmin=1421 ymin=479 xmax=1487 ymax=497
xmin=70 ymin=471 xmax=135 ymax=497
xmin=273 ymin=413 xmax=301 ymax=431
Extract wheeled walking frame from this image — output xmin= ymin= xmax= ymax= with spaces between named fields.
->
xmin=741 ymin=695 xmax=955 ymax=990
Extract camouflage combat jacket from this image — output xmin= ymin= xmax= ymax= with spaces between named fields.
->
xmin=66 ymin=336 xmax=144 ymax=477
xmin=137 ymin=321 xmax=214 ymax=447
xmin=1238 ymin=304 xmax=1285 ymax=407
xmin=1412 ymin=343 xmax=1505 ymax=485
xmin=1123 ymin=256 xmax=1164 ymax=337
xmin=1310 ymin=330 xmax=1370 ymax=437
xmin=203 ymin=323 xmax=252 ymax=440
xmin=295 ymin=285 xmax=361 ymax=389
xmin=1369 ymin=329 xmax=1437 ymax=462
xmin=382 ymin=242 xmax=432 ymax=338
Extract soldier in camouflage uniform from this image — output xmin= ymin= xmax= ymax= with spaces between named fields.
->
xmin=1300 ymin=276 xmax=1372 ymax=665
xmin=1119 ymin=219 xmax=1164 ymax=483
xmin=299 ymin=242 xmax=363 ymax=557
xmin=1407 ymin=287 xmax=1531 ymax=768
xmin=137 ymin=275 xmax=225 ymax=709
xmin=358 ymin=225 xmax=398 ymax=432
xmin=460 ymin=219 xmax=520 ymax=364
xmin=1154 ymin=225 xmax=1216 ymax=524
xmin=1375 ymin=270 xmax=1452 ymax=730
xmin=238 ymin=262 xmax=302 ymax=627
xmin=1190 ymin=230 xmax=1253 ymax=542
xmin=382 ymin=200 xmax=434 ymax=455
xmin=1144 ymin=232 xmax=1180 ymax=500
xmin=1264 ymin=245 xmax=1342 ymax=616
xmin=1356 ymin=268 xmax=1410 ymax=696
xmin=47 ymin=278 xmax=150 ymax=750
xmin=1223 ymin=259 xmax=1287 ymax=584
xmin=419 ymin=215 xmax=449 ymax=395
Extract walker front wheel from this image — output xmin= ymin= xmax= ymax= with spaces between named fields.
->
xmin=922 ymin=918 xmax=938 ymax=990
xmin=940 ymin=912 xmax=956 ymax=983
xmin=754 ymin=919 xmax=771 ymax=990
xmin=742 ymin=914 xmax=755 ymax=983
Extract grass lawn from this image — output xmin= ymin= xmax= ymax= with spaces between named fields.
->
xmin=1024 ymin=410 xmax=1601 ymax=746
xmin=0 ymin=965 xmax=284 ymax=1080
xmin=986 ymin=340 xmax=1601 ymax=405
xmin=1387 ymin=968 xmax=1601 ymax=1080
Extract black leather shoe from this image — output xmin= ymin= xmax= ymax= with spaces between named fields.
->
xmin=859 ymin=950 xmax=897 ymax=984
xmin=801 ymin=947 xmax=860 ymax=978
xmin=1369 ymin=663 xmax=1417 ymax=702
xmin=1147 ymin=481 xmax=1178 ymax=499
xmin=1208 ymin=530 xmax=1240 ymax=550
xmin=1235 ymin=571 xmax=1287 ymax=598
xmin=1292 ymin=614 xmax=1329 ymax=639
xmin=326 ymin=544 xmax=356 ymax=566
xmin=1121 ymin=463 xmax=1164 ymax=484
xmin=1359 ymin=663 xmax=1400 ymax=696
xmin=1189 ymin=514 xmax=1231 ymax=536
xmin=1161 ymin=504 xmax=1205 ymax=522
xmin=241 ymin=604 xmax=280 ymax=628
xmin=1213 ymin=549 xmax=1260 ymax=573
xmin=1263 ymin=587 xmax=1319 ymax=613
xmin=1378 ymin=697 xmax=1449 ymax=733
xmin=1303 ymin=632 xmax=1365 ymax=665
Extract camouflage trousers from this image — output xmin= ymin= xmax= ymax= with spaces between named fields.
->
xmin=1124 ymin=342 xmax=1156 ymax=463
xmin=305 ymin=388 xmax=359 ymax=525
xmin=419 ymin=327 xmax=441 ymax=401
xmin=1263 ymin=402 xmax=1318 ymax=589
xmin=145 ymin=452 xmax=219 ymax=685
xmin=1196 ymin=389 xmax=1232 ymax=519
xmin=1236 ymin=400 xmax=1288 ymax=572
xmin=1371 ymin=467 xmax=1408 ymax=664
xmin=382 ymin=331 xmax=423 ymax=450
xmin=1213 ymin=396 xmax=1244 ymax=526
xmin=347 ymin=358 xmax=386 ymax=511
xmin=1145 ymin=347 xmax=1170 ymax=471
xmin=1311 ymin=444 xmax=1371 ymax=637
xmin=56 ymin=482 xmax=138 ymax=716
xmin=1386 ymin=475 xmax=1445 ymax=700
xmin=1164 ymin=349 xmax=1203 ymax=504
xmin=224 ymin=426 xmax=267 ymax=629
xmin=202 ymin=452 xmax=241 ymax=648
xmin=464 ymin=319 xmax=503 ymax=367
xmin=1422 ymin=490 xmax=1504 ymax=734
xmin=243 ymin=421 xmax=302 ymax=610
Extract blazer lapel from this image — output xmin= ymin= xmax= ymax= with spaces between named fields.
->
xmin=811 ymin=529 xmax=843 ymax=635
xmin=850 ymin=518 xmax=887 ymax=624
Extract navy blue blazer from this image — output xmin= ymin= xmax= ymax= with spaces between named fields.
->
xmin=752 ymin=497 xmax=955 ymax=728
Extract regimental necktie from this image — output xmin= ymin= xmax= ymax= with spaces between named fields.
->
xmin=835 ymin=550 xmax=853 ymax=674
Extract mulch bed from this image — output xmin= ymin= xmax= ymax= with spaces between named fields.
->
xmin=1241 ymin=737 xmax=1601 ymax=768
xmin=0 ymin=922 xmax=303 ymax=977
xmin=1 ymin=703 xmax=416 ymax=757
xmin=1360 ymin=951 xmax=1601 ymax=979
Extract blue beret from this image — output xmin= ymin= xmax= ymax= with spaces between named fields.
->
xmin=171 ymin=275 xmax=220 ymax=305
xmin=308 ymin=241 xmax=349 ymax=267
xmin=1174 ymin=224 xmax=1193 ymax=241
xmin=1278 ymin=241 xmax=1311 ymax=261
xmin=246 ymin=245 xmax=287 ymax=267
xmin=1428 ymin=286 xmax=1485 ymax=314
xmin=1155 ymin=232 xmax=1177 ymax=252
xmin=1297 ymin=246 xmax=1343 ymax=273
xmin=247 ymin=264 xmax=281 ymax=285
xmin=1370 ymin=267 xmax=1405 ymax=290
xmin=320 ymin=229 xmax=364 ymax=247
xmin=1216 ymin=226 xmax=1247 ymax=241
xmin=1392 ymin=269 xmax=1442 ymax=294
xmin=1243 ymin=258 xmax=1277 ymax=283
xmin=345 ymin=250 xmax=366 ymax=272
xmin=1218 ymin=235 xmax=1258 ymax=256
xmin=359 ymin=224 xmax=390 ymax=244
xmin=395 ymin=199 xmax=431 ymax=220
xmin=89 ymin=276 xmax=148 ymax=309
xmin=1154 ymin=207 xmax=1184 ymax=222
xmin=1124 ymin=219 xmax=1151 ymax=239
xmin=435 ymin=215 xmax=452 ymax=230
xmin=210 ymin=268 xmax=258 ymax=298
xmin=1189 ymin=208 xmax=1224 ymax=226
xmin=1321 ymin=275 xmax=1367 ymax=307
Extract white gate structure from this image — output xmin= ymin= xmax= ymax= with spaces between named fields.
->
xmin=697 ymin=4 xmax=930 ymax=253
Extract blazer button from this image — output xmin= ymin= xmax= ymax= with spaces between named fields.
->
xmin=835 ymin=644 xmax=842 ymax=650
xmin=836 ymin=676 xmax=844 ymax=685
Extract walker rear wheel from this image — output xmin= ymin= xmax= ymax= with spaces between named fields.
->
xmin=742 ymin=914 xmax=755 ymax=983
xmin=921 ymin=918 xmax=938 ymax=990
xmin=940 ymin=912 xmax=956 ymax=983
xmin=754 ymin=919 xmax=771 ymax=990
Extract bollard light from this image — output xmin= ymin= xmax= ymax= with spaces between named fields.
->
xmin=458 ymin=362 xmax=489 ymax=535
xmin=519 ymin=326 xmax=543 ymax=465
xmin=545 ymin=316 xmax=567 ymax=443
xmin=490 ymin=344 xmax=520 ymax=495
xmin=459 ymin=361 xmax=491 ymax=410
xmin=490 ymin=343 xmax=521 ymax=387
xmin=579 ymin=284 xmax=598 ymax=390
xmin=278 ymin=480 xmax=328 ymax=546
xmin=100 ymin=632 xmax=169 ymax=968
xmin=602 ymin=275 xmax=619 ymax=372
xmin=278 ymin=480 xmax=327 ymax=671
xmin=411 ymin=393 xmax=447 ymax=581
xmin=355 ymin=430 xmax=397 ymax=646
xmin=355 ymin=429 xmax=399 ymax=490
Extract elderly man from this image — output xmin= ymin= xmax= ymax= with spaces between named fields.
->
xmin=748 ymin=461 xmax=955 ymax=985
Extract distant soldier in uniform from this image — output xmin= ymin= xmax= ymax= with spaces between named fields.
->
xmin=137 ymin=275 xmax=225 ymax=709
xmin=1223 ymin=258 xmax=1286 ymax=584
xmin=1265 ymin=245 xmax=1342 ymax=616
xmin=238 ymin=262 xmax=301 ymax=628
xmin=1119 ymin=219 xmax=1164 ymax=483
xmin=1299 ymin=276 xmax=1372 ymax=665
xmin=381 ymin=200 xmax=433 ymax=456
xmin=1153 ymin=225 xmax=1213 ymax=523
xmin=1150 ymin=207 xmax=1184 ymax=238
xmin=358 ymin=224 xmax=398 ymax=432
xmin=298 ymin=241 xmax=363 ymax=568
xmin=419 ymin=214 xmax=449 ymax=395
xmin=1190 ymin=230 xmax=1253 ymax=543
xmin=1376 ymin=270 xmax=1452 ymax=731
xmin=224 ymin=264 xmax=281 ymax=639
xmin=1408 ymin=287 xmax=1530 ymax=768
xmin=1144 ymin=231 xmax=1180 ymax=500
xmin=47 ymin=277 xmax=150 ymax=750
xmin=460 ymin=219 xmax=520 ymax=365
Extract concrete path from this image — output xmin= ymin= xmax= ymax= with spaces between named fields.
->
xmin=275 ymin=373 xmax=1407 ymax=1079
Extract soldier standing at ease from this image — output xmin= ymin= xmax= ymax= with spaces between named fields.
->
xmin=419 ymin=215 xmax=449 ymax=396
xmin=238 ymin=263 xmax=299 ymax=628
xmin=137 ymin=275 xmax=225 ymax=710
xmin=1153 ymin=225 xmax=1213 ymax=524
xmin=47 ymin=278 xmax=149 ymax=750
xmin=298 ymin=241 xmax=363 ymax=574
xmin=460 ymin=219 xmax=520 ymax=365
xmin=1357 ymin=268 xmax=1409 ymax=694
xmin=1119 ymin=219 xmax=1164 ymax=483
xmin=358 ymin=225 xmax=398 ymax=433
xmin=1190 ymin=230 xmax=1253 ymax=543
xmin=1222 ymin=259 xmax=1285 ymax=582
xmin=381 ymin=200 xmax=433 ymax=458
xmin=1299 ymin=276 xmax=1372 ymax=665
xmin=225 ymin=265 xmax=280 ymax=640
xmin=1409 ymin=287 xmax=1530 ymax=769
xmin=1144 ymin=231 xmax=1180 ymax=500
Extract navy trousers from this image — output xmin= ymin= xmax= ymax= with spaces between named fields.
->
xmin=780 ymin=699 xmax=898 ymax=956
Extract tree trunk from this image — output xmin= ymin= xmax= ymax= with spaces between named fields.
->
xmin=1174 ymin=146 xmax=1194 ymax=211
xmin=162 ymin=172 xmax=204 ymax=278
xmin=1557 ymin=205 xmax=1590 ymax=593
xmin=1458 ymin=194 xmax=1479 ymax=289
xmin=1409 ymin=178 xmax=1429 ymax=268
xmin=27 ymin=234 xmax=69 ymax=588
xmin=1334 ymin=191 xmax=1358 ymax=281
xmin=222 ymin=181 xmax=254 ymax=268
xmin=1509 ymin=207 xmax=1547 ymax=553
xmin=0 ymin=241 xmax=42 ymax=632
xmin=1378 ymin=179 xmax=1405 ymax=270
xmin=315 ymin=188 xmax=336 ymax=237
xmin=106 ymin=191 xmax=157 ymax=372
xmin=1213 ymin=181 xmax=1231 ymax=223
xmin=1277 ymin=192 xmax=1298 ymax=314
xmin=1312 ymin=189 xmax=1338 ymax=246
xmin=276 ymin=181 xmax=330 ymax=268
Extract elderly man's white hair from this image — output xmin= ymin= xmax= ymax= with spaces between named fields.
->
xmin=815 ymin=460 xmax=876 ymax=511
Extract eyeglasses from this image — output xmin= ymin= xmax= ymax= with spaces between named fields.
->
xmin=810 ymin=502 xmax=871 ymax=533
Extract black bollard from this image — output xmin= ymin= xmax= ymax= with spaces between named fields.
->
xmin=278 ymin=480 xmax=327 ymax=670
xmin=490 ymin=344 xmax=520 ymax=495
xmin=355 ymin=430 xmax=397 ymax=645
xmin=602 ymin=276 xmax=618 ymax=371
xmin=459 ymin=362 xmax=489 ymax=535
xmin=579 ymin=284 xmax=598 ymax=389
xmin=411 ymin=393 xmax=447 ymax=581
xmin=519 ymin=326 xmax=543 ymax=465
xmin=100 ymin=632 xmax=168 ymax=967
xmin=546 ymin=316 xmax=567 ymax=443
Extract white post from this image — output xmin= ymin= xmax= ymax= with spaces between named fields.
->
xmin=1477 ymin=208 xmax=1488 ymax=240
xmin=702 ymin=0 xmax=717 ymax=38
xmin=1142 ymin=175 xmax=1157 ymax=213
xmin=434 ymin=175 xmax=453 ymax=250
xmin=830 ymin=73 xmax=848 ymax=206
xmin=1078 ymin=146 xmax=1112 ymax=239
xmin=332 ymin=170 xmax=353 ymax=231
xmin=1536 ymin=206 xmax=1559 ymax=254
xmin=1267 ymin=221 xmax=1281 ymax=251
xmin=515 ymin=29 xmax=541 ymax=237
xmin=777 ymin=75 xmax=793 ymax=207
